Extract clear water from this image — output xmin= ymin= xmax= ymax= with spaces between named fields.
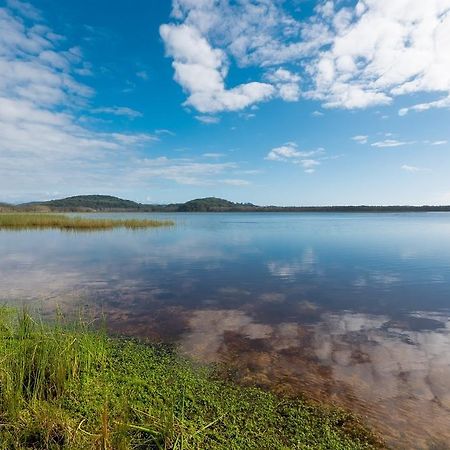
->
xmin=1 ymin=212 xmax=450 ymax=448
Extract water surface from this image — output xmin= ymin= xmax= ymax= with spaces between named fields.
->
xmin=1 ymin=212 xmax=450 ymax=448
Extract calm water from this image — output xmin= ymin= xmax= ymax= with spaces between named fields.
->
xmin=2 ymin=212 xmax=450 ymax=448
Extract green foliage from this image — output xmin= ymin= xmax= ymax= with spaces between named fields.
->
xmin=178 ymin=197 xmax=239 ymax=212
xmin=0 ymin=308 xmax=382 ymax=449
xmin=21 ymin=195 xmax=142 ymax=212
xmin=0 ymin=214 xmax=173 ymax=231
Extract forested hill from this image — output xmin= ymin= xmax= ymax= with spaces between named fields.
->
xmin=4 ymin=195 xmax=450 ymax=212
xmin=178 ymin=197 xmax=254 ymax=211
xmin=19 ymin=195 xmax=143 ymax=212
xmin=14 ymin=196 xmax=255 ymax=212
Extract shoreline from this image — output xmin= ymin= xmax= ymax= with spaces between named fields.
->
xmin=0 ymin=308 xmax=383 ymax=449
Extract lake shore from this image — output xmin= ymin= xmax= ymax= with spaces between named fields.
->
xmin=0 ymin=308 xmax=382 ymax=449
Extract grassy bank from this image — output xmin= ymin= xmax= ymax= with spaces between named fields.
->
xmin=0 ymin=309 xmax=382 ymax=449
xmin=0 ymin=214 xmax=173 ymax=231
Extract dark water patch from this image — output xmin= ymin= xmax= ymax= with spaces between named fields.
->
xmin=382 ymin=315 xmax=446 ymax=332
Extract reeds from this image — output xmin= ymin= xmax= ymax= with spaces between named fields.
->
xmin=0 ymin=213 xmax=174 ymax=231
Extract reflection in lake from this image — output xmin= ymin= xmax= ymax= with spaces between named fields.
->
xmin=181 ymin=308 xmax=450 ymax=449
xmin=1 ymin=212 xmax=450 ymax=448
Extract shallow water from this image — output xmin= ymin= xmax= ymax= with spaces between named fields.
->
xmin=1 ymin=212 xmax=450 ymax=448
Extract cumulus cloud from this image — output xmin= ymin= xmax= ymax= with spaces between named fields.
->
xmin=265 ymin=68 xmax=301 ymax=101
xmin=307 ymin=0 xmax=450 ymax=111
xmin=6 ymin=0 xmax=41 ymax=20
xmin=160 ymin=23 xmax=274 ymax=113
xmin=162 ymin=0 xmax=450 ymax=113
xmin=265 ymin=142 xmax=323 ymax=173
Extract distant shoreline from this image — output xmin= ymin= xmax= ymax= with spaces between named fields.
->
xmin=2 ymin=194 xmax=450 ymax=213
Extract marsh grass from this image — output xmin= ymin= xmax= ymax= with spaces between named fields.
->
xmin=0 ymin=214 xmax=173 ymax=231
xmin=0 ymin=308 xmax=382 ymax=449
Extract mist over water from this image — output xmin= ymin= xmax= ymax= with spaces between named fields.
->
xmin=2 ymin=212 xmax=450 ymax=448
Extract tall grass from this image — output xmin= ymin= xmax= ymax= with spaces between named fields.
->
xmin=0 ymin=308 xmax=382 ymax=449
xmin=0 ymin=214 xmax=173 ymax=231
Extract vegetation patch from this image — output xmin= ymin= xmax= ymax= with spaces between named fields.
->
xmin=0 ymin=214 xmax=174 ymax=231
xmin=0 ymin=308 xmax=383 ymax=449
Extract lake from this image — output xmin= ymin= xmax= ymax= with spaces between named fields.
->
xmin=2 ymin=212 xmax=450 ymax=449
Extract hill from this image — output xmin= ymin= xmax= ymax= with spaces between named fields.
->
xmin=14 ymin=196 xmax=255 ymax=212
xmin=178 ymin=197 xmax=240 ymax=212
xmin=20 ymin=195 xmax=142 ymax=212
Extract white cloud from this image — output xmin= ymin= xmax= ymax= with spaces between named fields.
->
xmin=110 ymin=133 xmax=157 ymax=145
xmin=220 ymin=178 xmax=250 ymax=186
xmin=432 ymin=140 xmax=448 ymax=145
xmin=265 ymin=68 xmax=301 ymax=101
xmin=399 ymin=96 xmax=450 ymax=116
xmin=371 ymin=139 xmax=412 ymax=148
xmin=170 ymin=0 xmax=326 ymax=67
xmin=155 ymin=128 xmax=175 ymax=136
xmin=401 ymin=165 xmax=431 ymax=173
xmin=300 ymin=159 xmax=321 ymax=173
xmin=6 ymin=0 xmax=41 ymax=21
xmin=266 ymin=144 xmax=303 ymax=161
xmin=266 ymin=142 xmax=322 ymax=161
xmin=93 ymin=106 xmax=143 ymax=118
xmin=195 ymin=115 xmax=220 ymax=124
xmin=131 ymin=157 xmax=239 ymax=186
xmin=163 ymin=0 xmax=450 ymax=113
xmin=308 ymin=1 xmax=450 ymax=110
xmin=203 ymin=152 xmax=224 ymax=158
xmin=0 ymin=7 xmax=150 ymax=162
xmin=352 ymin=135 xmax=368 ymax=144
xmin=265 ymin=142 xmax=323 ymax=173
xmin=160 ymin=23 xmax=274 ymax=113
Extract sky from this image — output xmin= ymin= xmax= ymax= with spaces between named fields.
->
xmin=1 ymin=0 xmax=450 ymax=206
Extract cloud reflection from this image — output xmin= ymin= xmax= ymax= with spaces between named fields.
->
xmin=180 ymin=307 xmax=450 ymax=449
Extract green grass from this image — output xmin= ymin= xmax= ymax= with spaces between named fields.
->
xmin=0 ymin=308 xmax=383 ymax=449
xmin=0 ymin=214 xmax=173 ymax=231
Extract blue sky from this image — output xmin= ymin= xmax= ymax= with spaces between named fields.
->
xmin=1 ymin=0 xmax=449 ymax=205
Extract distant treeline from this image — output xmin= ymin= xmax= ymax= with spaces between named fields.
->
xmin=2 ymin=195 xmax=450 ymax=213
